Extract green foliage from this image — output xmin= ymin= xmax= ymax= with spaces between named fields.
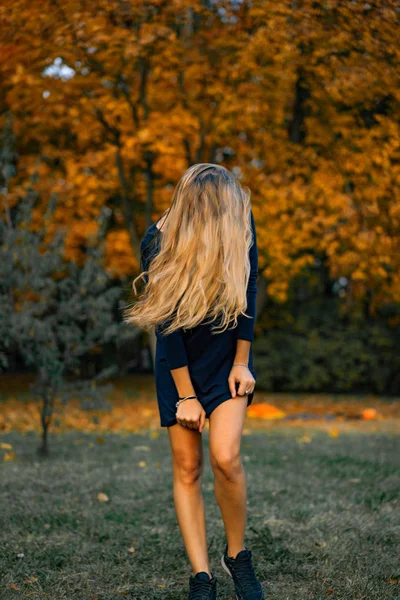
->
xmin=0 ymin=194 xmax=124 ymax=452
xmin=254 ymin=297 xmax=400 ymax=394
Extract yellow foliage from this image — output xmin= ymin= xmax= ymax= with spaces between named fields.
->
xmin=1 ymin=0 xmax=399 ymax=303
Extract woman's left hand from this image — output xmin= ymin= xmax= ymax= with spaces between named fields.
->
xmin=228 ymin=364 xmax=255 ymax=398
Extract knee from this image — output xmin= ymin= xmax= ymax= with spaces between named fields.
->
xmin=172 ymin=451 xmax=203 ymax=486
xmin=210 ymin=450 xmax=243 ymax=482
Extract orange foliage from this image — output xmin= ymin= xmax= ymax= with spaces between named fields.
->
xmin=1 ymin=0 xmax=399 ymax=311
xmin=0 ymin=394 xmax=159 ymax=435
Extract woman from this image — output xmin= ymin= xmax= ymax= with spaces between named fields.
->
xmin=125 ymin=164 xmax=264 ymax=600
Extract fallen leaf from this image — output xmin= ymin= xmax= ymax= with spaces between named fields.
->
xmin=0 ymin=442 xmax=13 ymax=449
xmin=328 ymin=429 xmax=340 ymax=437
xmin=97 ymin=492 xmax=109 ymax=502
xmin=138 ymin=461 xmax=147 ymax=468
xmin=3 ymin=451 xmax=16 ymax=461
xmin=9 ymin=583 xmax=20 ymax=590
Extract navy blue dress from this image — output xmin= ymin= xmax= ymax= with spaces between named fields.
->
xmin=140 ymin=209 xmax=258 ymax=427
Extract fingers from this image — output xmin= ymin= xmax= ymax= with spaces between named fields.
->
xmin=229 ymin=367 xmax=256 ymax=398
xmin=176 ymin=398 xmax=203 ymax=431
xmin=177 ymin=418 xmax=199 ymax=430
xmin=228 ymin=375 xmax=237 ymax=398
xmin=237 ymin=380 xmax=247 ymax=396
xmin=176 ymin=409 xmax=206 ymax=432
xmin=199 ymin=410 xmax=206 ymax=433
xmin=237 ymin=378 xmax=256 ymax=396
xmin=178 ymin=418 xmax=196 ymax=430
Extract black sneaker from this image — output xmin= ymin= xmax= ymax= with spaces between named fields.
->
xmin=221 ymin=544 xmax=264 ymax=600
xmin=188 ymin=571 xmax=217 ymax=600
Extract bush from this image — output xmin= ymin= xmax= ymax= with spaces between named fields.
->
xmin=254 ymin=299 xmax=400 ymax=394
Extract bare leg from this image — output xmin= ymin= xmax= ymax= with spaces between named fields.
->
xmin=167 ymin=423 xmax=211 ymax=576
xmin=208 ymin=397 xmax=248 ymax=558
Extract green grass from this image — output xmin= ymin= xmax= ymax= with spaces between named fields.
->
xmin=1 ymin=429 xmax=399 ymax=600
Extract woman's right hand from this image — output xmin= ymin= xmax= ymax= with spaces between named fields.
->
xmin=176 ymin=398 xmax=206 ymax=432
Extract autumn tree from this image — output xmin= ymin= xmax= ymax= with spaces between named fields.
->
xmin=1 ymin=0 xmax=399 ymax=322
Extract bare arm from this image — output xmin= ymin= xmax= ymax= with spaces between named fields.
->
xmin=234 ymin=339 xmax=251 ymax=366
xmin=169 ymin=365 xmax=197 ymax=398
xmin=228 ymin=209 xmax=258 ymax=397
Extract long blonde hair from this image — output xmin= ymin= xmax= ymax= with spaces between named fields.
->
xmin=124 ymin=163 xmax=254 ymax=336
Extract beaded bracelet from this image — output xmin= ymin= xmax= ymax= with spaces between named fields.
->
xmin=176 ymin=394 xmax=198 ymax=408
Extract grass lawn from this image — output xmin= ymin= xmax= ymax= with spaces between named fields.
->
xmin=1 ymin=428 xmax=399 ymax=600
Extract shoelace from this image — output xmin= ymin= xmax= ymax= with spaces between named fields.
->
xmin=189 ymin=577 xmax=214 ymax=599
xmin=229 ymin=552 xmax=259 ymax=595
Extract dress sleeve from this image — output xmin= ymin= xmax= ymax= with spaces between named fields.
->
xmin=155 ymin=318 xmax=189 ymax=370
xmin=140 ymin=232 xmax=189 ymax=370
xmin=236 ymin=209 xmax=259 ymax=342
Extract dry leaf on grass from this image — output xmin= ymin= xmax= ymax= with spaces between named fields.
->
xmin=9 ymin=583 xmax=20 ymax=590
xmin=328 ymin=429 xmax=340 ymax=437
xmin=97 ymin=492 xmax=109 ymax=502
xmin=3 ymin=451 xmax=16 ymax=461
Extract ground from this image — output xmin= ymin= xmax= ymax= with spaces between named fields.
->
xmin=1 ymin=425 xmax=399 ymax=600
xmin=1 ymin=374 xmax=399 ymax=599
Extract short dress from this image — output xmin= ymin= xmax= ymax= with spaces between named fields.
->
xmin=140 ymin=209 xmax=259 ymax=427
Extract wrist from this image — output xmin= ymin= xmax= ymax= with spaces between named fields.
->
xmin=176 ymin=386 xmax=197 ymax=397
xmin=235 ymin=339 xmax=250 ymax=366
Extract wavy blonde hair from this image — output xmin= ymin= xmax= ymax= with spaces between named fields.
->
xmin=124 ymin=163 xmax=253 ymax=336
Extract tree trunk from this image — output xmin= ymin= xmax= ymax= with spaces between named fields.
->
xmin=38 ymin=397 xmax=50 ymax=457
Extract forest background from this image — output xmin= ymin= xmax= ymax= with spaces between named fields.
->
xmin=1 ymin=0 xmax=400 ymax=395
